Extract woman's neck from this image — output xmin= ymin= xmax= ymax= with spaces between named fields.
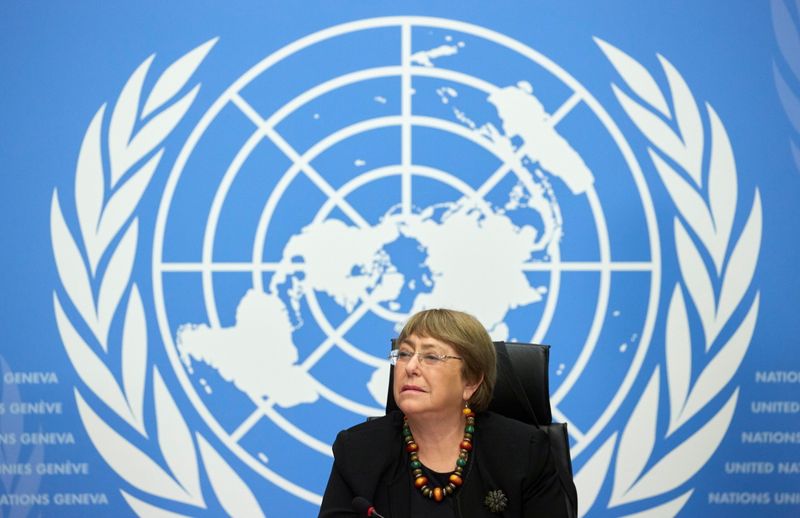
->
xmin=406 ymin=412 xmax=466 ymax=472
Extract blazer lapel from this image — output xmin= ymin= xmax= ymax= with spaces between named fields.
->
xmin=460 ymin=460 xmax=490 ymax=516
xmin=458 ymin=424 xmax=508 ymax=517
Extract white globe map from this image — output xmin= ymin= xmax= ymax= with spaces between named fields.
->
xmin=176 ymin=82 xmax=590 ymax=408
xmin=153 ymin=17 xmax=658 ymax=506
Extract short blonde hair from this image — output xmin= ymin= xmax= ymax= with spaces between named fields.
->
xmin=397 ymin=308 xmax=496 ymax=412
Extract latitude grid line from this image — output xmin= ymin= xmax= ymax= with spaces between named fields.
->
xmin=159 ymin=260 xmax=655 ymax=272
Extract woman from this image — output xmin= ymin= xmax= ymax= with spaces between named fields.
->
xmin=319 ymin=309 xmax=570 ymax=517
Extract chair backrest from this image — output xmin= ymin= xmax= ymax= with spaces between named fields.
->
xmin=490 ymin=341 xmax=552 ymax=425
xmin=385 ymin=339 xmax=577 ymax=517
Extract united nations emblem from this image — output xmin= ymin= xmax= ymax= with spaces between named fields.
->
xmin=51 ymin=16 xmax=760 ymax=516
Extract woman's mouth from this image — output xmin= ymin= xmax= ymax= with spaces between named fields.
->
xmin=401 ymin=385 xmax=426 ymax=393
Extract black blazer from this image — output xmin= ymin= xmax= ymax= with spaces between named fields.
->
xmin=319 ymin=411 xmax=570 ymax=517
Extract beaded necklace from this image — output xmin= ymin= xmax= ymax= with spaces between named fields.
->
xmin=403 ymin=406 xmax=475 ymax=502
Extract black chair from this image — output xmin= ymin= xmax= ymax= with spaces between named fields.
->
xmin=385 ymin=340 xmax=578 ymax=517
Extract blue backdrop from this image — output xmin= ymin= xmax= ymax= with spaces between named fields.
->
xmin=1 ymin=1 xmax=798 ymax=516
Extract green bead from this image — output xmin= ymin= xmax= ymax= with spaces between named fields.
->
xmin=411 ymin=460 xmax=421 ymax=469
xmin=465 ymin=425 xmax=474 ymax=433
xmin=403 ymin=428 xmax=411 ymax=436
xmin=457 ymin=458 xmax=467 ymax=467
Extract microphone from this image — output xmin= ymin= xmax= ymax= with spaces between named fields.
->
xmin=351 ymin=496 xmax=386 ymax=518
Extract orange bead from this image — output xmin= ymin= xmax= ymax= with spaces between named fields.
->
xmin=462 ymin=407 xmax=474 ymax=416
xmin=449 ymin=474 xmax=463 ymax=486
xmin=406 ymin=442 xmax=418 ymax=452
xmin=460 ymin=440 xmax=473 ymax=451
xmin=414 ymin=476 xmax=428 ymax=488
xmin=433 ymin=487 xmax=443 ymax=502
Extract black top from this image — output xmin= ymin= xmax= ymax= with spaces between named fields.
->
xmin=319 ymin=411 xmax=571 ymax=517
xmin=407 ymin=459 xmax=467 ymax=517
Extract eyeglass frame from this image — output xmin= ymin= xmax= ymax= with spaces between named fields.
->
xmin=388 ymin=349 xmax=463 ymax=367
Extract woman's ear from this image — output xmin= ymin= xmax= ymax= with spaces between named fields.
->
xmin=462 ymin=374 xmax=484 ymax=401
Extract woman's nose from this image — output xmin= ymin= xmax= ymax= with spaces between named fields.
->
xmin=404 ymin=352 xmax=422 ymax=373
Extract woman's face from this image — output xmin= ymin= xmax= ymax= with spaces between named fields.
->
xmin=393 ymin=333 xmax=480 ymax=419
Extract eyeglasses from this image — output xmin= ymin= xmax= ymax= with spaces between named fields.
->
xmin=388 ymin=349 xmax=463 ymax=367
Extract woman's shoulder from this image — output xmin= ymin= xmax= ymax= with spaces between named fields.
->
xmin=333 ymin=411 xmax=403 ymax=452
xmin=331 ymin=411 xmax=403 ymax=478
xmin=340 ymin=410 xmax=403 ymax=435
xmin=477 ymin=412 xmax=549 ymax=448
xmin=479 ymin=411 xmax=542 ymax=434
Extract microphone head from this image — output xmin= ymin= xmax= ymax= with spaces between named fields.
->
xmin=351 ymin=496 xmax=373 ymax=516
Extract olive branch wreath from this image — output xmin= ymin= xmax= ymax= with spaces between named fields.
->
xmin=50 ymin=39 xmax=266 ymax=517
xmin=573 ymin=41 xmax=762 ymax=517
